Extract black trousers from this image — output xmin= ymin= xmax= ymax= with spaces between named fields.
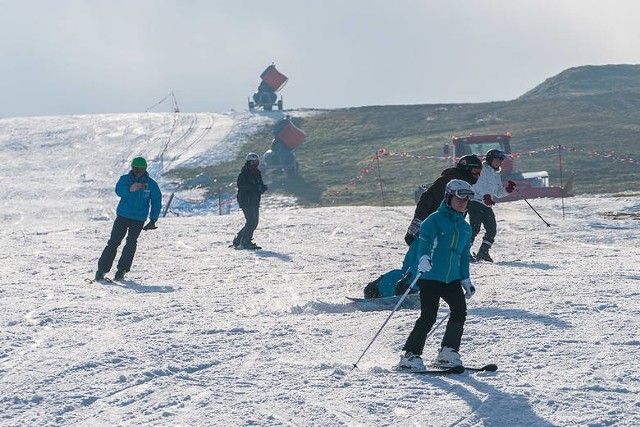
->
xmin=468 ymin=201 xmax=497 ymax=245
xmin=236 ymin=204 xmax=260 ymax=244
xmin=98 ymin=215 xmax=144 ymax=273
xmin=402 ymin=279 xmax=467 ymax=356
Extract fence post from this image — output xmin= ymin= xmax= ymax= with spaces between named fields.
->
xmin=162 ymin=192 xmax=175 ymax=218
xmin=375 ymin=151 xmax=386 ymax=207
xmin=218 ymin=190 xmax=223 ymax=215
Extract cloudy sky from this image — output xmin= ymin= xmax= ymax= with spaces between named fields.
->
xmin=1 ymin=0 xmax=639 ymax=118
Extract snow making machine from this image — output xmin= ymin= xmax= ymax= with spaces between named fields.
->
xmin=262 ymin=116 xmax=306 ymax=178
xmin=248 ymin=63 xmax=288 ymax=111
xmin=450 ymin=133 xmax=574 ymax=202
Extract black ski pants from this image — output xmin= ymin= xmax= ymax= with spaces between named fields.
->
xmin=468 ymin=201 xmax=497 ymax=245
xmin=236 ymin=203 xmax=260 ymax=244
xmin=98 ymin=215 xmax=144 ymax=273
xmin=402 ymin=279 xmax=467 ymax=356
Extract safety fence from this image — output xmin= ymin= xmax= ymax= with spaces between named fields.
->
xmin=322 ymin=144 xmax=639 ymax=205
xmin=162 ymin=192 xmax=239 ymax=217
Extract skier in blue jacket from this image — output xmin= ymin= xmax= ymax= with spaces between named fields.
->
xmin=397 ymin=179 xmax=476 ymax=371
xmin=95 ymin=157 xmax=162 ymax=281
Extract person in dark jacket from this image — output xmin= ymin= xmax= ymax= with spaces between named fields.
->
xmin=233 ymin=153 xmax=268 ymax=250
xmin=95 ymin=157 xmax=162 ymax=281
xmin=404 ymin=155 xmax=483 ymax=246
xmin=393 ymin=155 xmax=482 ymax=295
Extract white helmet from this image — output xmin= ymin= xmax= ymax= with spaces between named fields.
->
xmin=444 ymin=179 xmax=474 ymax=208
xmin=246 ymin=153 xmax=259 ymax=162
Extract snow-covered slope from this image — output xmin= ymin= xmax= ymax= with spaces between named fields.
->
xmin=1 ymin=113 xmax=639 ymax=426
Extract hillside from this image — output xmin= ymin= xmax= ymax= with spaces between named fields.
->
xmin=520 ymin=64 xmax=640 ymax=99
xmin=175 ymin=64 xmax=640 ymax=206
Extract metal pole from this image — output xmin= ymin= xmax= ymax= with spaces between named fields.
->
xmin=352 ymin=272 xmax=421 ymax=369
xmin=162 ymin=193 xmax=175 ymax=218
xmin=559 ymin=144 xmax=565 ymax=220
xmin=375 ymin=153 xmax=386 ymax=207
xmin=515 ymin=188 xmax=551 ymax=227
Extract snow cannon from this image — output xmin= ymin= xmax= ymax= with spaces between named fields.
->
xmin=273 ymin=115 xmax=305 ymax=149
xmin=248 ymin=63 xmax=288 ymax=112
xmin=263 ymin=116 xmax=305 ymax=178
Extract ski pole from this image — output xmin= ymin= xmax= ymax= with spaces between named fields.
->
xmin=424 ymin=311 xmax=450 ymax=342
xmin=514 ymin=188 xmax=551 ymax=227
xmin=352 ymin=271 xmax=422 ymax=369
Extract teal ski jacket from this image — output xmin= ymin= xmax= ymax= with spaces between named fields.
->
xmin=416 ymin=201 xmax=472 ymax=283
xmin=115 ymin=171 xmax=162 ymax=222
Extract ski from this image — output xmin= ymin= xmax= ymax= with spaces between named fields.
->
xmin=464 ymin=363 xmax=498 ymax=372
xmin=228 ymin=244 xmax=262 ymax=250
xmin=393 ymin=365 xmax=465 ymax=375
xmin=392 ymin=363 xmax=497 ymax=375
xmin=84 ymin=277 xmax=114 ymax=284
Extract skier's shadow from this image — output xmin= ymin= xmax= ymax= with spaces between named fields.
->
xmin=252 ymin=250 xmax=292 ymax=262
xmin=469 ymin=307 xmax=572 ymax=328
xmin=425 ymin=374 xmax=555 ymax=426
xmin=111 ymin=280 xmax=176 ymax=293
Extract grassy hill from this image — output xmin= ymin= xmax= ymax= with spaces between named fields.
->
xmin=172 ymin=64 xmax=640 ymax=206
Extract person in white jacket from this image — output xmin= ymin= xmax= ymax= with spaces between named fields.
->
xmin=468 ymin=149 xmax=516 ymax=262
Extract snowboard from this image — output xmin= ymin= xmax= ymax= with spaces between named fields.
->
xmin=346 ymin=293 xmax=421 ymax=311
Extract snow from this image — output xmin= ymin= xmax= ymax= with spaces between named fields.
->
xmin=1 ymin=111 xmax=639 ymax=426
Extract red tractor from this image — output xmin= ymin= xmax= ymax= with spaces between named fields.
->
xmin=451 ymin=133 xmax=573 ymax=202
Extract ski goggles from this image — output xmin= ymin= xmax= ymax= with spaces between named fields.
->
xmin=451 ymin=189 xmax=474 ymax=200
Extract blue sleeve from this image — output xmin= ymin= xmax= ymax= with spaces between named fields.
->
xmin=115 ymin=175 xmax=130 ymax=197
xmin=417 ymin=215 xmax=437 ymax=261
xmin=149 ymin=182 xmax=162 ymax=221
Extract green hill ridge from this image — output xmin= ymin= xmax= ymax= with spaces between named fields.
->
xmin=172 ymin=64 xmax=640 ymax=206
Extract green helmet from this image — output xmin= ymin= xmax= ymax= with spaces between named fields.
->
xmin=131 ymin=157 xmax=147 ymax=168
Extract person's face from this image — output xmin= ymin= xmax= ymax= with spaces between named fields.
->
xmin=490 ymin=158 xmax=503 ymax=169
xmin=470 ymin=167 xmax=482 ymax=182
xmin=249 ymin=160 xmax=259 ymax=168
xmin=132 ymin=167 xmax=146 ymax=178
xmin=451 ymin=195 xmax=470 ymax=212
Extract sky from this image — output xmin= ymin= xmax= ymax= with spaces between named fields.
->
xmin=2 ymin=0 xmax=640 ymax=118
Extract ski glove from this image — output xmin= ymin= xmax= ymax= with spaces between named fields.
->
xmin=483 ymin=194 xmax=495 ymax=206
xmin=258 ymin=183 xmax=268 ymax=194
xmin=461 ymin=278 xmax=475 ymax=299
xmin=404 ymin=232 xmax=415 ymax=246
xmin=143 ymin=220 xmax=157 ymax=231
xmin=506 ymin=180 xmax=517 ymax=193
xmin=418 ymin=255 xmax=432 ymax=273
xmin=405 ymin=217 xmax=422 ymax=245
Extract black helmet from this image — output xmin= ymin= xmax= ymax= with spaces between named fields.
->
xmin=457 ymin=154 xmax=482 ymax=171
xmin=485 ymin=149 xmax=505 ymax=165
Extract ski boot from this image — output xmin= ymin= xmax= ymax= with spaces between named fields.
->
xmin=475 ymin=242 xmax=494 ymax=263
xmin=435 ymin=346 xmax=463 ymax=368
xmin=114 ymin=269 xmax=127 ymax=281
xmin=397 ymin=352 xmax=426 ymax=371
